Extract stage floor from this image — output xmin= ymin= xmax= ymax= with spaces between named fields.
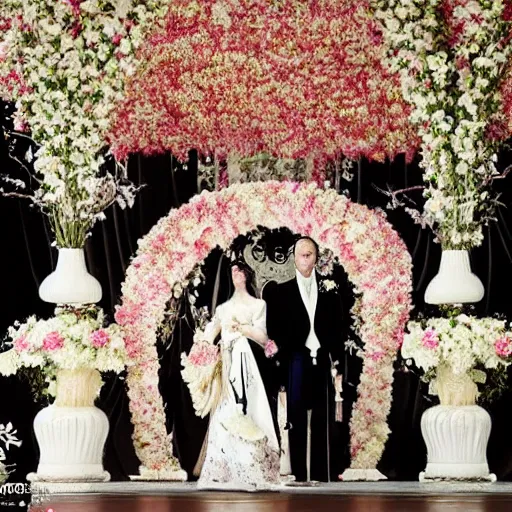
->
xmin=24 ymin=481 xmax=512 ymax=512
xmin=28 ymin=480 xmax=512 ymax=495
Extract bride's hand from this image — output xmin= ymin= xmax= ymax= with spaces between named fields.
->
xmin=237 ymin=324 xmax=251 ymax=337
xmin=228 ymin=319 xmax=240 ymax=332
xmin=230 ymin=319 xmax=250 ymax=337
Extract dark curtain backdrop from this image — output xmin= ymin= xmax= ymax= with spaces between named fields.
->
xmin=2 ymin=110 xmax=512 ymax=482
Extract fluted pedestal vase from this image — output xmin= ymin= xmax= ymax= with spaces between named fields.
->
xmin=424 ymin=250 xmax=484 ymax=304
xmin=27 ymin=368 xmax=110 ymax=482
xmin=419 ymin=365 xmax=495 ymax=482
xmin=39 ymin=248 xmax=102 ymax=305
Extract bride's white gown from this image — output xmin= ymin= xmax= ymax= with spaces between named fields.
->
xmin=197 ymin=297 xmax=280 ymax=489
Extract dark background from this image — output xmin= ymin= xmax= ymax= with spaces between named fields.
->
xmin=2 ymin=98 xmax=512 ymax=484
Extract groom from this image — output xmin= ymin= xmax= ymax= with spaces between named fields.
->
xmin=266 ymin=236 xmax=345 ymax=482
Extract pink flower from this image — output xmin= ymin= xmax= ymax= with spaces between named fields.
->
xmin=421 ymin=328 xmax=439 ymax=350
xmin=42 ymin=331 xmax=64 ymax=351
xmin=112 ymin=34 xmax=123 ymax=46
xmin=495 ymin=336 xmax=512 ymax=358
xmin=14 ymin=335 xmax=29 ymax=351
xmin=90 ymin=329 xmax=110 ymax=348
xmin=265 ymin=340 xmax=278 ymax=358
xmin=188 ymin=342 xmax=218 ymax=366
xmin=368 ymin=350 xmax=384 ymax=362
xmin=0 ymin=42 xmax=8 ymax=61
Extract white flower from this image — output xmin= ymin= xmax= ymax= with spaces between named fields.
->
xmin=119 ymin=39 xmax=132 ymax=55
xmin=67 ymin=77 xmax=79 ymax=92
xmin=455 ymin=161 xmax=469 ymax=175
xmin=320 ymin=279 xmax=338 ymax=293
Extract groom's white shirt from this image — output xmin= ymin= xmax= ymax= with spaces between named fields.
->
xmin=296 ymin=269 xmax=321 ymax=363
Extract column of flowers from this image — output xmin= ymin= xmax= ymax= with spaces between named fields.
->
xmin=0 ymin=0 xmax=168 ymax=249
xmin=373 ymin=0 xmax=512 ymax=480
xmin=0 ymin=0 xmax=188 ymax=481
xmin=373 ymin=0 xmax=512 ymax=250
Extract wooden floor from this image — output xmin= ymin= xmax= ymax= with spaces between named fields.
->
xmin=27 ymin=492 xmax=512 ymax=512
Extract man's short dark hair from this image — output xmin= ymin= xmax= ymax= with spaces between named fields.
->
xmin=293 ymin=236 xmax=319 ymax=262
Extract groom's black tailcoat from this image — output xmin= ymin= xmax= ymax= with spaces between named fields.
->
xmin=265 ymin=272 xmax=345 ymax=482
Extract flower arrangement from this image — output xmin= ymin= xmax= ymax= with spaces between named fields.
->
xmin=181 ymin=336 xmax=222 ymax=419
xmin=402 ymin=311 xmax=512 ymax=401
xmin=0 ymin=0 xmax=169 ymax=247
xmin=0 ymin=305 xmax=128 ymax=393
xmin=264 ymin=340 xmax=278 ymax=359
xmin=116 ymin=180 xmax=412 ymax=476
xmin=110 ymin=0 xmax=419 ymax=167
xmin=373 ymin=0 xmax=512 ymax=250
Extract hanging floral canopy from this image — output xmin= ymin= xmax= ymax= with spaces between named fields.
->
xmin=109 ymin=0 xmax=420 ymax=164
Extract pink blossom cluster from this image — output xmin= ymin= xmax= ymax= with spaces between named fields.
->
xmin=90 ymin=330 xmax=110 ymax=348
xmin=421 ymin=328 xmax=440 ymax=350
xmin=187 ymin=342 xmax=219 ymax=367
xmin=42 ymin=331 xmax=65 ymax=351
xmin=495 ymin=335 xmax=512 ymax=358
xmin=116 ymin=181 xmax=413 ymax=472
xmin=109 ymin=0 xmax=419 ymax=166
xmin=264 ymin=340 xmax=278 ymax=359
xmin=13 ymin=336 xmax=29 ymax=351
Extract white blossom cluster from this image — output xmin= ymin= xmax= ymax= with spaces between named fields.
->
xmin=402 ymin=314 xmax=512 ymax=378
xmin=1 ymin=307 xmax=128 ymax=376
xmin=0 ymin=0 xmax=169 ymax=246
xmin=373 ymin=0 xmax=511 ymax=249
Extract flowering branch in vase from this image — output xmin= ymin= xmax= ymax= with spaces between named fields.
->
xmin=373 ymin=0 xmax=512 ymax=249
xmin=0 ymin=0 xmax=169 ymax=247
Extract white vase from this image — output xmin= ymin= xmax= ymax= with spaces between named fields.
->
xmin=419 ymin=365 xmax=495 ymax=482
xmin=39 ymin=248 xmax=102 ymax=305
xmin=424 ymin=250 xmax=484 ymax=305
xmin=27 ymin=369 xmax=110 ymax=482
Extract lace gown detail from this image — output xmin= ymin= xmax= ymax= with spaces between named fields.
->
xmin=197 ymin=298 xmax=280 ymax=489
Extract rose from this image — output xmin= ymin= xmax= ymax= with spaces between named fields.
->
xmin=13 ymin=336 xmax=29 ymax=352
xmin=495 ymin=336 xmax=512 ymax=358
xmin=90 ymin=329 xmax=110 ymax=348
xmin=421 ymin=328 xmax=439 ymax=350
xmin=42 ymin=331 xmax=65 ymax=351
xmin=265 ymin=340 xmax=278 ymax=358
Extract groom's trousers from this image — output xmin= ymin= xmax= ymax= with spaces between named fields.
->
xmin=286 ymin=347 xmax=339 ymax=482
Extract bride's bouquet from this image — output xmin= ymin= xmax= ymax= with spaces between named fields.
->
xmin=181 ymin=332 xmax=222 ymax=418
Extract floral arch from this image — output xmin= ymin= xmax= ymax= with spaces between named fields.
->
xmin=115 ymin=181 xmax=412 ymax=480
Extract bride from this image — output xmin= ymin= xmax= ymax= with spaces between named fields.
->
xmin=187 ymin=261 xmax=280 ymax=490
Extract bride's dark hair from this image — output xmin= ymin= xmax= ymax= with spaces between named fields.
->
xmin=229 ymin=259 xmax=257 ymax=296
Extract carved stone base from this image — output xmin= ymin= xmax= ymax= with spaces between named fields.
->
xmin=30 ymin=404 xmax=110 ymax=482
xmin=420 ymin=405 xmax=495 ymax=481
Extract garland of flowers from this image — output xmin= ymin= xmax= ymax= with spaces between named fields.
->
xmin=372 ymin=0 xmax=512 ymax=249
xmin=115 ymin=181 xmax=412 ymax=478
xmin=110 ymin=0 xmax=419 ymax=168
xmin=0 ymin=0 xmax=169 ymax=247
